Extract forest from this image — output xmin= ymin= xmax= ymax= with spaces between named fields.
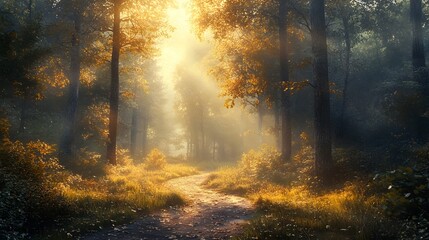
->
xmin=1 ymin=0 xmax=429 ymax=239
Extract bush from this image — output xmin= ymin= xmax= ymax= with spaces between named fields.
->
xmin=144 ymin=149 xmax=167 ymax=170
xmin=0 ymin=119 xmax=68 ymax=238
xmin=239 ymin=145 xmax=283 ymax=180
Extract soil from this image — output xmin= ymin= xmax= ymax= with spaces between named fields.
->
xmin=81 ymin=173 xmax=255 ymax=240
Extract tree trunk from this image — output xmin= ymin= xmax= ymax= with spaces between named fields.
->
xmin=310 ymin=0 xmax=333 ymax=181
xmin=279 ymin=0 xmax=292 ymax=161
xmin=59 ymin=11 xmax=81 ymax=164
xmin=19 ymin=97 xmax=29 ymax=134
xmin=19 ymin=0 xmax=35 ymax=135
xmin=141 ymin=116 xmax=148 ymax=156
xmin=258 ymin=101 xmax=264 ymax=144
xmin=28 ymin=0 xmax=33 ymax=21
xmin=411 ymin=0 xmax=428 ymax=141
xmin=200 ymin=108 xmax=205 ymax=158
xmin=212 ymin=139 xmax=216 ymax=162
xmin=411 ymin=0 xmax=428 ymax=87
xmin=274 ymin=98 xmax=281 ymax=150
xmin=130 ymin=108 xmax=138 ymax=158
xmin=107 ymin=1 xmax=121 ymax=165
xmin=218 ymin=142 xmax=226 ymax=161
xmin=339 ymin=16 xmax=351 ymax=137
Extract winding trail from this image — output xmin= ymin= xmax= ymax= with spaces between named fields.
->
xmin=81 ymin=173 xmax=255 ymax=240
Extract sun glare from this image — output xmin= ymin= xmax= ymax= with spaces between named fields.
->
xmin=157 ymin=0 xmax=193 ymax=91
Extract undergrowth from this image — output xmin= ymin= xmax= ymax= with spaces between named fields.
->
xmin=44 ymin=160 xmax=198 ymax=239
xmin=204 ymin=142 xmax=418 ymax=239
xmin=0 ymin=118 xmax=199 ymax=239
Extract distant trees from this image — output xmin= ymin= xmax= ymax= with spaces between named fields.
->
xmin=192 ymin=0 xmax=306 ymax=160
xmin=0 ymin=0 xmax=172 ymax=166
xmin=193 ymin=0 xmax=335 ymax=179
xmin=0 ymin=0 xmax=47 ymax=133
xmin=57 ymin=0 xmax=86 ymax=164
xmin=175 ymin=66 xmax=242 ymax=161
xmin=2 ymin=0 xmax=429 ymax=180
xmin=105 ymin=0 xmax=172 ymax=165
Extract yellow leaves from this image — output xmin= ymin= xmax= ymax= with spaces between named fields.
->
xmin=224 ymin=98 xmax=235 ymax=108
xmin=26 ymin=140 xmax=56 ymax=156
xmin=121 ymin=90 xmax=136 ymax=101
xmin=35 ymin=93 xmax=44 ymax=101
xmin=83 ymin=103 xmax=110 ymax=142
xmin=144 ymin=148 xmax=167 ymax=170
xmin=81 ymin=68 xmax=96 ymax=87
xmin=299 ymin=132 xmax=310 ymax=145
xmin=0 ymin=118 xmax=11 ymax=138
xmin=283 ymin=80 xmax=311 ymax=93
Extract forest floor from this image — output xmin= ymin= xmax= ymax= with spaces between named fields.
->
xmin=80 ymin=173 xmax=255 ymax=240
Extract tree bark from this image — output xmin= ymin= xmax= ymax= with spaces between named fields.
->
xmin=257 ymin=99 xmax=264 ymax=144
xmin=60 ymin=11 xmax=81 ymax=163
xmin=19 ymin=0 xmax=35 ymax=135
xmin=310 ymin=0 xmax=333 ymax=181
xmin=274 ymin=98 xmax=281 ymax=149
xmin=411 ymin=0 xmax=428 ymax=87
xmin=130 ymin=108 xmax=138 ymax=158
xmin=200 ymin=108 xmax=205 ymax=158
xmin=279 ymin=0 xmax=292 ymax=161
xmin=141 ymin=115 xmax=148 ymax=156
xmin=107 ymin=0 xmax=121 ymax=165
xmin=212 ymin=139 xmax=216 ymax=161
xmin=339 ymin=16 xmax=351 ymax=137
xmin=19 ymin=97 xmax=30 ymax=134
xmin=411 ymin=0 xmax=428 ymax=141
xmin=28 ymin=0 xmax=33 ymax=21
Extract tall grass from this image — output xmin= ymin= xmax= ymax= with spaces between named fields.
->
xmin=39 ymin=161 xmax=199 ymax=239
xmin=204 ymin=145 xmax=394 ymax=240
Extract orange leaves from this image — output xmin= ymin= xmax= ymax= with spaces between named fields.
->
xmin=224 ymin=98 xmax=235 ymax=109
xmin=283 ymin=80 xmax=311 ymax=93
xmin=81 ymin=68 xmax=96 ymax=87
xmin=119 ymin=0 xmax=173 ymax=57
xmin=0 ymin=118 xmax=11 ymax=139
xmin=121 ymin=90 xmax=136 ymax=101
xmin=83 ymin=103 xmax=110 ymax=142
xmin=26 ymin=141 xmax=56 ymax=156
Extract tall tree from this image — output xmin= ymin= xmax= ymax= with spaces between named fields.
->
xmin=59 ymin=10 xmax=81 ymax=163
xmin=279 ymin=0 xmax=292 ymax=161
xmin=107 ymin=0 xmax=121 ymax=165
xmin=410 ymin=0 xmax=428 ymax=87
xmin=105 ymin=0 xmax=172 ymax=164
xmin=310 ymin=0 xmax=333 ymax=181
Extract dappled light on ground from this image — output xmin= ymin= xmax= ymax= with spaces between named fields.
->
xmin=82 ymin=173 xmax=254 ymax=240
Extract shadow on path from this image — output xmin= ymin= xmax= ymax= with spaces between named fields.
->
xmin=81 ymin=173 xmax=255 ymax=240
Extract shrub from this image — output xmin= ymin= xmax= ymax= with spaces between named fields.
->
xmin=0 ymin=119 xmax=68 ymax=238
xmin=239 ymin=145 xmax=283 ymax=180
xmin=144 ymin=149 xmax=167 ymax=170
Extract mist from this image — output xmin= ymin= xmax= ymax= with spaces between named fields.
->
xmin=1 ymin=0 xmax=428 ymax=239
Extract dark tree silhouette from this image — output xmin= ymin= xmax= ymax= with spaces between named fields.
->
xmin=310 ymin=0 xmax=333 ymax=181
xmin=279 ymin=0 xmax=292 ymax=161
xmin=107 ymin=0 xmax=121 ymax=165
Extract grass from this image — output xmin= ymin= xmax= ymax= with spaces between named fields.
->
xmin=34 ymin=162 xmax=199 ymax=239
xmin=203 ymin=146 xmax=396 ymax=240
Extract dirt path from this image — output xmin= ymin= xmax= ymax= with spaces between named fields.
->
xmin=81 ymin=173 xmax=255 ymax=240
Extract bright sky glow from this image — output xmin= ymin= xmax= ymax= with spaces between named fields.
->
xmin=156 ymin=0 xmax=210 ymax=96
xmin=155 ymin=0 xmax=213 ymax=153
